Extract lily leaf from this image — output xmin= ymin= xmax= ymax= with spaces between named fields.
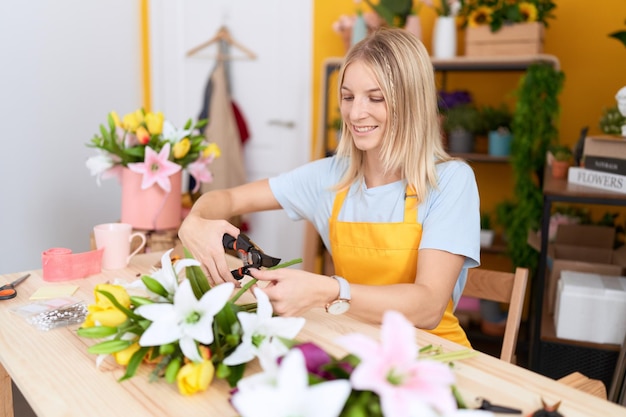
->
xmin=119 ymin=346 xmax=150 ymax=381
xmin=87 ymin=339 xmax=133 ymax=355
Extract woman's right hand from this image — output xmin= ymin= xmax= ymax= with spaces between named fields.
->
xmin=178 ymin=213 xmax=241 ymax=286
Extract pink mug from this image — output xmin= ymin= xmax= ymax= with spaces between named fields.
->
xmin=93 ymin=223 xmax=147 ymax=270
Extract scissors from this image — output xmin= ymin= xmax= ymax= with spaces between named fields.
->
xmin=0 ymin=273 xmax=31 ymax=300
xmin=223 ymin=233 xmax=281 ymax=280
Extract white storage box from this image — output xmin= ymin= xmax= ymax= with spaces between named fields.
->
xmin=554 ymin=270 xmax=626 ymax=345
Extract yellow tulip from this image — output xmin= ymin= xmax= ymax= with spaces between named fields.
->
xmin=173 ymin=138 xmax=191 ymax=159
xmin=122 ymin=112 xmax=141 ymax=132
xmin=113 ymin=342 xmax=141 ymax=366
xmin=83 ymin=284 xmax=131 ymax=328
xmin=110 ymin=111 xmax=122 ymax=127
xmin=136 ymin=126 xmax=151 ymax=145
xmin=145 ymin=111 xmax=164 ymax=135
xmin=202 ymin=143 xmax=221 ymax=159
xmin=176 ymin=359 xmax=215 ymax=396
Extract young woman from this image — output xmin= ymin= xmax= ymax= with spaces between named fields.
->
xmin=179 ymin=27 xmax=480 ymax=347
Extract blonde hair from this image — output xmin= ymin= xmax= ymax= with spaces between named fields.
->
xmin=334 ymin=28 xmax=451 ymax=203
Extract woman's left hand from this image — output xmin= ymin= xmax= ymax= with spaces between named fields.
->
xmin=249 ymin=268 xmax=338 ymax=317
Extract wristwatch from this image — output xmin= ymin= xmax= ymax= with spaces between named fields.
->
xmin=325 ymin=275 xmax=351 ymax=315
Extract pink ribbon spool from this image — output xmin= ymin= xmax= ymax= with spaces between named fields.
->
xmin=42 ymin=247 xmax=104 ymax=282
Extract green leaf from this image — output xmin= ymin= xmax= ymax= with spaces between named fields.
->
xmin=119 ymin=346 xmax=150 ymax=381
xmin=96 ymin=289 xmax=143 ymax=321
xmin=609 ymin=30 xmax=626 ymax=48
xmin=224 ymin=363 xmax=246 ymax=387
xmin=107 ymin=112 xmax=116 ymax=131
xmin=141 ymin=275 xmax=169 ymax=298
xmin=130 ymin=295 xmax=154 ymax=307
xmin=183 ymin=247 xmax=211 ymax=298
xmin=76 ymin=325 xmax=118 ymax=339
xmin=87 ymin=339 xmax=133 ymax=354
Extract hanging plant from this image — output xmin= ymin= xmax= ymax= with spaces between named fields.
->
xmin=504 ymin=62 xmax=565 ymax=275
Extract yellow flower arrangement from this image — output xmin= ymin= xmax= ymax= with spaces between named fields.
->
xmin=458 ymin=0 xmax=556 ymax=33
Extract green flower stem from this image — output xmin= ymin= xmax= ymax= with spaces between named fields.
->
xmin=230 ymin=258 xmax=302 ymax=304
xmin=427 ymin=349 xmax=478 ymax=362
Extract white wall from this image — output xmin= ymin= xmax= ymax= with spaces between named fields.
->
xmin=0 ymin=1 xmax=142 ymax=274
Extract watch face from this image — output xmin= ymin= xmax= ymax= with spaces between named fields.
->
xmin=327 ymin=300 xmax=350 ymax=315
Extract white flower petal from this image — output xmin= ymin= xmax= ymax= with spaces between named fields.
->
xmin=180 ymin=336 xmax=203 ymax=362
xmin=253 ymin=287 xmax=273 ymax=319
xmin=196 ymin=281 xmax=235 ymax=315
xmin=184 ymin=313 xmax=216 ymax=344
xmin=139 ymin=317 xmax=182 ymax=346
xmin=223 ymin=342 xmax=256 ymax=366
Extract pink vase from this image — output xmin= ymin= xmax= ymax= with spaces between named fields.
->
xmin=121 ymin=168 xmax=182 ymax=231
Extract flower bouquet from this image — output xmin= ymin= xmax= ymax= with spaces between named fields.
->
xmin=78 ymin=249 xmax=489 ymax=416
xmin=86 ymin=108 xmax=221 ymax=229
xmin=86 ymin=108 xmax=220 ymax=193
xmin=78 ymin=249 xmax=304 ymax=394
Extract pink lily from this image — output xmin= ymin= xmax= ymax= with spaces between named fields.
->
xmin=336 ymin=310 xmax=457 ymax=417
xmin=186 ymin=154 xmax=215 ymax=193
xmin=128 ymin=143 xmax=181 ymax=192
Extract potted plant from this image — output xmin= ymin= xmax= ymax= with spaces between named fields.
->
xmin=549 ymin=144 xmax=573 ymax=179
xmin=480 ymin=212 xmax=495 ymax=247
xmin=442 ymin=104 xmax=481 ymax=153
xmin=479 ymin=104 xmax=513 ymax=156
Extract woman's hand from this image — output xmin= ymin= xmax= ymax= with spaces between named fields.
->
xmin=250 ymin=268 xmax=339 ymax=317
xmin=178 ymin=213 xmax=241 ymax=285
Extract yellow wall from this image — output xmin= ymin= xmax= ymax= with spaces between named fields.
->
xmin=311 ymin=0 xmax=626 ymax=220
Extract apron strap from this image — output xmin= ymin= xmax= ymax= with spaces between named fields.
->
xmin=404 ymin=185 xmax=417 ymax=223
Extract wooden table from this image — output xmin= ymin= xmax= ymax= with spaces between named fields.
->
xmin=1 ymin=253 xmax=625 ymax=417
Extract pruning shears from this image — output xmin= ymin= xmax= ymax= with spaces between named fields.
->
xmin=222 ymin=233 xmax=281 ymax=280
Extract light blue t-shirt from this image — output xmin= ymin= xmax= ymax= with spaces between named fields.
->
xmin=268 ymin=156 xmax=481 ymax=306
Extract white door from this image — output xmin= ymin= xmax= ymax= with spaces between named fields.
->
xmin=149 ymin=0 xmax=312 ymax=266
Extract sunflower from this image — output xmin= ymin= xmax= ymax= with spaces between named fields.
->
xmin=519 ymin=2 xmax=538 ymax=23
xmin=468 ymin=6 xmax=493 ymax=27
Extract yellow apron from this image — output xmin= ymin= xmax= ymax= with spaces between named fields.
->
xmin=329 ymin=186 xmax=471 ymax=348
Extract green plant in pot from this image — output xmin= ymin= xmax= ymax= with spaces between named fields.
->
xmin=480 ymin=212 xmax=495 ymax=247
xmin=480 ymin=104 xmax=514 ymax=156
xmin=443 ymin=104 xmax=481 ymax=153
xmin=549 ymin=144 xmax=572 ymax=179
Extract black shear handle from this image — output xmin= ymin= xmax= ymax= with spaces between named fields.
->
xmin=222 ymin=234 xmax=254 ymax=253
xmin=223 ymin=234 xmax=252 ymax=280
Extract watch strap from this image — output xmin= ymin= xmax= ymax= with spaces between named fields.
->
xmin=331 ymin=275 xmax=350 ymax=300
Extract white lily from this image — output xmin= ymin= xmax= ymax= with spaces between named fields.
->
xmin=85 ymin=153 xmax=120 ymax=185
xmin=135 ymin=279 xmax=234 ymax=362
xmin=231 ymin=349 xmax=351 ymax=417
xmin=162 ymin=120 xmax=192 ymax=143
xmin=223 ymin=287 xmax=305 ymax=366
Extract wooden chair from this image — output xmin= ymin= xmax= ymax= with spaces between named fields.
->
xmin=462 ymin=267 xmax=529 ymax=364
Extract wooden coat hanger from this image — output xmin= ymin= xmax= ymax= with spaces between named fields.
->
xmin=186 ymin=26 xmax=257 ymax=60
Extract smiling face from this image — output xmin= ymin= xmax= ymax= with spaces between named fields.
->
xmin=340 ymin=60 xmax=388 ymax=154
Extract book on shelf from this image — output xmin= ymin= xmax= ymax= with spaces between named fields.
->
xmin=583 ymin=155 xmax=626 ymax=176
xmin=567 ymin=166 xmax=626 ymax=194
xmin=583 ymin=135 xmax=626 ymax=160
